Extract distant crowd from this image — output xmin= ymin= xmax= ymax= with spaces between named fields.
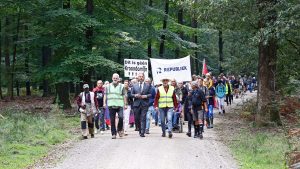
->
xmin=76 ymin=72 xmax=256 ymax=140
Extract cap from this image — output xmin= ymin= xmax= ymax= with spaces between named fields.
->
xmin=83 ymin=84 xmax=89 ymax=89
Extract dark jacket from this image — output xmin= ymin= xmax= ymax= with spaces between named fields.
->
xmin=131 ymin=82 xmax=152 ymax=107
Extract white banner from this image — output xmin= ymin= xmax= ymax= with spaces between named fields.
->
xmin=150 ymin=56 xmax=192 ymax=85
xmin=124 ymin=59 xmax=148 ymax=79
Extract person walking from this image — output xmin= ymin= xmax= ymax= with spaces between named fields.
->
xmin=103 ymin=73 xmax=127 ymax=139
xmin=93 ymin=80 xmax=105 ymax=134
xmin=131 ymin=72 xmax=152 ymax=137
xmin=216 ymin=80 xmax=226 ymax=114
xmin=145 ymin=78 xmax=156 ymax=134
xmin=190 ymin=81 xmax=208 ymax=139
xmin=77 ymin=84 xmax=98 ymax=139
xmin=154 ymin=77 xmax=178 ymax=138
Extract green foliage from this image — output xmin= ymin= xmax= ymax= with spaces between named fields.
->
xmin=230 ymin=129 xmax=289 ymax=169
xmin=0 ymin=109 xmax=78 ymax=169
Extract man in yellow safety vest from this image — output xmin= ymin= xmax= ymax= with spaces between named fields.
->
xmin=154 ymin=77 xmax=178 ymax=138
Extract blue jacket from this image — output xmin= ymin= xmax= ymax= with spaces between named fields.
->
xmin=148 ymin=86 xmax=156 ymax=106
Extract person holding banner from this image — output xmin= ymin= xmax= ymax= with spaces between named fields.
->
xmin=154 ymin=77 xmax=178 ymax=138
xmin=131 ymin=72 xmax=152 ymax=137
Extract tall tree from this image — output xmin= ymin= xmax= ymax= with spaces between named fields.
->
xmin=192 ymin=0 xmax=199 ymax=74
xmin=55 ymin=0 xmax=72 ymax=109
xmin=42 ymin=46 xmax=51 ymax=97
xmin=0 ymin=18 xmax=3 ymax=99
xmin=11 ymin=9 xmax=21 ymax=99
xmin=175 ymin=1 xmax=184 ymax=59
xmin=4 ymin=17 xmax=12 ymax=99
xmin=218 ymin=30 xmax=223 ymax=74
xmin=159 ymin=0 xmax=169 ymax=58
xmin=256 ymin=0 xmax=280 ymax=125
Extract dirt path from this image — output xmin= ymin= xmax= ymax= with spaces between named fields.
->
xmin=35 ymin=92 xmax=257 ymax=169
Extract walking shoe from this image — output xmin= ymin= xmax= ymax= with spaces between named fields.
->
xmin=83 ymin=136 xmax=88 ymax=139
xmin=135 ymin=128 xmax=139 ymax=131
xmin=223 ymin=110 xmax=225 ymax=114
xmin=162 ymin=133 xmax=166 ymax=137
xmin=94 ymin=130 xmax=98 ymax=134
xmin=118 ymin=131 xmax=123 ymax=137
xmin=91 ymin=134 xmax=95 ymax=138
xmin=112 ymin=135 xmax=116 ymax=139
xmin=145 ymin=130 xmax=150 ymax=134
xmin=194 ymin=134 xmax=199 ymax=138
xmin=219 ymin=112 xmax=221 ymax=114
xmin=100 ymin=130 xmax=104 ymax=134
xmin=186 ymin=132 xmax=191 ymax=137
xmin=140 ymin=134 xmax=145 ymax=137
xmin=199 ymin=133 xmax=203 ymax=139
xmin=168 ymin=132 xmax=173 ymax=138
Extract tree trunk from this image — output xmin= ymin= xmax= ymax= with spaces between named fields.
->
xmin=42 ymin=46 xmax=51 ymax=97
xmin=86 ymin=0 xmax=93 ymax=51
xmin=218 ymin=30 xmax=224 ymax=74
xmin=24 ymin=25 xmax=31 ymax=96
xmin=16 ymin=80 xmax=20 ymax=96
xmin=192 ymin=2 xmax=199 ymax=74
xmin=159 ymin=0 xmax=169 ymax=58
xmin=10 ymin=10 xmax=21 ymax=100
xmin=256 ymin=0 xmax=280 ymax=125
xmin=54 ymin=0 xmax=72 ymax=109
xmin=175 ymin=2 xmax=184 ymax=59
xmin=4 ymin=17 xmax=12 ymax=99
xmin=56 ymin=82 xmax=71 ymax=109
xmin=0 ymin=19 xmax=3 ymax=99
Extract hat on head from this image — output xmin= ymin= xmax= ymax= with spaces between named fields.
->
xmin=83 ymin=84 xmax=89 ymax=89
xmin=160 ymin=76 xmax=171 ymax=82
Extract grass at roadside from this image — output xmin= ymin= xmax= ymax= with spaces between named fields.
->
xmin=229 ymin=128 xmax=289 ymax=169
xmin=0 ymin=109 xmax=78 ymax=169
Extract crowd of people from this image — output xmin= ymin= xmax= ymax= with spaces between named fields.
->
xmin=76 ymin=72 xmax=257 ymax=140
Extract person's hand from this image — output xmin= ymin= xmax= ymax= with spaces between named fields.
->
xmin=155 ymin=107 xmax=159 ymax=112
xmin=135 ymin=94 xmax=141 ymax=98
xmin=103 ymin=103 xmax=106 ymax=108
xmin=141 ymin=95 xmax=147 ymax=99
xmin=205 ymin=108 xmax=208 ymax=112
xmin=190 ymin=109 xmax=194 ymax=114
xmin=81 ymin=105 xmax=86 ymax=109
xmin=180 ymin=113 xmax=183 ymax=118
xmin=124 ymin=105 xmax=128 ymax=110
xmin=174 ymin=108 xmax=178 ymax=112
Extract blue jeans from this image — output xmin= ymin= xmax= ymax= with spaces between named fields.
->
xmin=159 ymin=108 xmax=173 ymax=133
xmin=94 ymin=108 xmax=105 ymax=130
xmin=146 ymin=106 xmax=155 ymax=130
xmin=172 ymin=110 xmax=180 ymax=127
xmin=208 ymin=105 xmax=214 ymax=119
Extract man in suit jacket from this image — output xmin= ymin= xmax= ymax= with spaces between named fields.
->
xmin=131 ymin=72 xmax=152 ymax=137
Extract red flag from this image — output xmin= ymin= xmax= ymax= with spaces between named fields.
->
xmin=202 ymin=59 xmax=208 ymax=75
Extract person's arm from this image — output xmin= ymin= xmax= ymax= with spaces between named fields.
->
xmin=122 ymin=87 xmax=127 ymax=109
xmin=77 ymin=93 xmax=82 ymax=107
xmin=94 ymin=92 xmax=99 ymax=108
xmin=173 ymin=92 xmax=178 ymax=110
xmin=103 ymin=87 xmax=107 ymax=107
xmin=201 ymin=91 xmax=208 ymax=112
xmin=154 ymin=90 xmax=160 ymax=109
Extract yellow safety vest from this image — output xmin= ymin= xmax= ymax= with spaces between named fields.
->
xmin=158 ymin=85 xmax=174 ymax=108
xmin=225 ymin=83 xmax=233 ymax=94
xmin=106 ymin=84 xmax=124 ymax=107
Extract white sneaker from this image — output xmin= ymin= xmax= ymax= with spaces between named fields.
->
xmin=94 ymin=130 xmax=98 ymax=134
xmin=100 ymin=130 xmax=104 ymax=134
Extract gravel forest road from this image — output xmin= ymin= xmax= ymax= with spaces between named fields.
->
xmin=35 ymin=93 xmax=257 ymax=169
